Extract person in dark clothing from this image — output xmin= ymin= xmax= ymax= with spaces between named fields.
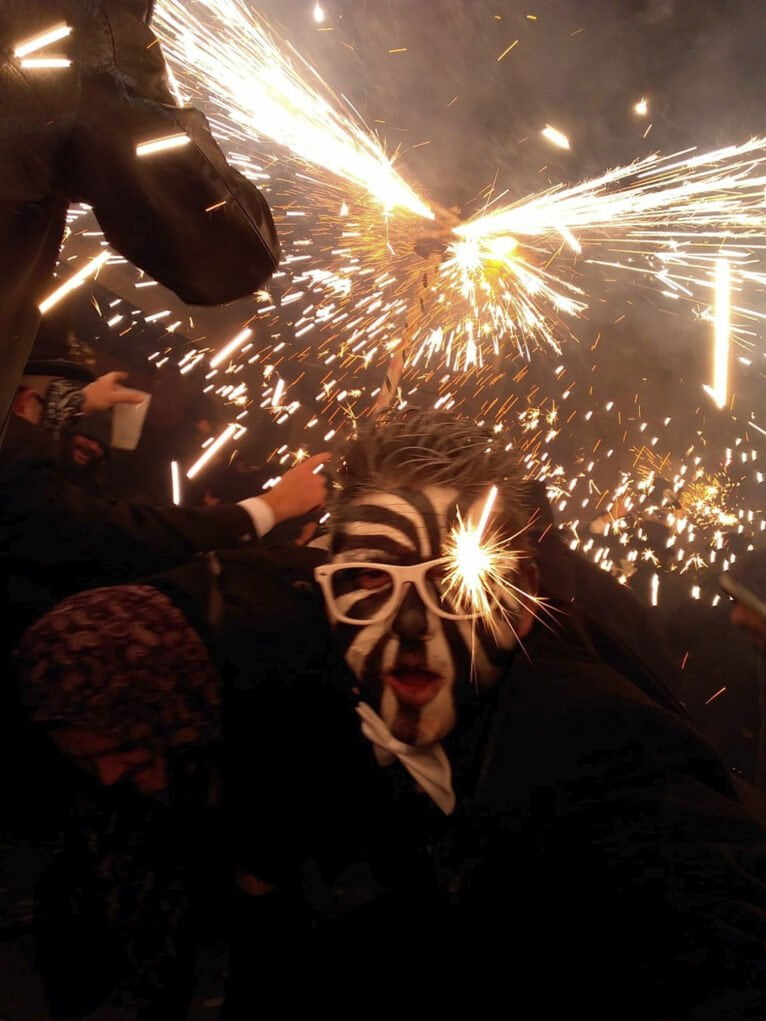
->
xmin=0 ymin=0 xmax=280 ymax=429
xmin=17 ymin=583 xmax=223 ymax=1018
xmin=15 ymin=411 xmax=766 ymax=1019
xmin=12 ymin=542 xmax=348 ymax=1018
xmin=2 ymin=357 xmax=330 ymax=646
xmin=225 ymin=411 xmax=766 ymax=1019
xmin=1 ymin=357 xmax=328 ymax=855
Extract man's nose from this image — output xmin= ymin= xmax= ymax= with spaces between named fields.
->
xmin=391 ymin=583 xmax=430 ymax=641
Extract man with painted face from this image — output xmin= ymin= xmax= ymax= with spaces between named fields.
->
xmin=222 ymin=410 xmax=766 ymax=1019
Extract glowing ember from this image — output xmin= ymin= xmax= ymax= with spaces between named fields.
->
xmin=442 ymin=486 xmax=541 ymax=641
xmin=136 ymin=133 xmax=191 ymax=157
xmin=186 ymin=424 xmax=238 ymax=479
xmin=703 ymin=257 xmax=731 ymax=410
xmin=14 ymin=22 xmax=71 ymax=58
xmin=38 ymin=251 xmax=110 ymax=314
xmin=541 ymin=124 xmax=571 ymax=149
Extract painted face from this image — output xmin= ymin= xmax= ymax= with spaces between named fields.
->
xmin=325 ymin=485 xmax=530 ymax=746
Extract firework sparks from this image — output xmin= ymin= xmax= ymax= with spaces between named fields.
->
xmin=209 ymin=327 xmax=254 ymax=368
xmin=677 ymin=472 xmax=738 ymax=529
xmin=186 ymin=423 xmax=239 ymax=479
xmin=443 ymin=486 xmax=541 ymax=640
xmin=170 ymin=461 xmax=182 ymax=505
xmin=154 ymin=0 xmax=433 ymax=218
xmin=38 ymin=251 xmax=110 ymax=314
xmin=136 ymin=133 xmax=191 ymax=157
xmin=541 ymin=124 xmax=571 ymax=149
xmin=703 ymin=257 xmax=731 ymax=409
xmin=425 ymin=137 xmax=766 ymax=368
xmin=19 ymin=57 xmax=71 ymax=69
xmin=14 ymin=22 xmax=71 ymax=58
xmin=153 ymin=0 xmax=766 ymax=387
xmin=48 ymin=7 xmax=766 ymax=614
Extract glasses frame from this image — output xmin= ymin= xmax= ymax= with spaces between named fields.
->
xmin=314 ymin=558 xmax=481 ymax=626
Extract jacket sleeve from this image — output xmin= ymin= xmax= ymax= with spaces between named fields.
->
xmin=63 ymin=1 xmax=280 ymax=304
xmin=0 ymin=419 xmax=255 ymax=585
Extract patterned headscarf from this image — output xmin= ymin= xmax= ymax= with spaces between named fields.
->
xmin=14 ymin=585 xmax=221 ymax=749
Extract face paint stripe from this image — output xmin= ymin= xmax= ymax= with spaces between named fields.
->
xmin=395 ymin=488 xmax=443 ymax=560
xmin=336 ymin=503 xmax=421 ymax=551
xmin=441 ymin=617 xmax=473 ymax=687
xmin=333 ymin=530 xmax=415 ymax=560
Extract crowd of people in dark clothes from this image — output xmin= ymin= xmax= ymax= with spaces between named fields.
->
xmin=4 ymin=2 xmax=766 ymax=1019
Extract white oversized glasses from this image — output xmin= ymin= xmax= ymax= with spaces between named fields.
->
xmin=314 ymin=559 xmax=480 ymax=625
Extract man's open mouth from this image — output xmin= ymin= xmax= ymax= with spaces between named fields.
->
xmin=385 ymin=668 xmax=445 ymax=708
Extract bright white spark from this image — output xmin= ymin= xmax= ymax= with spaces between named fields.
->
xmin=136 ymin=133 xmax=191 ymax=157
xmin=703 ymin=257 xmax=731 ymax=409
xmin=634 ymin=97 xmax=649 ymax=116
xmin=313 ymin=2 xmax=325 ymax=23
xmin=14 ymin=22 xmax=71 ymax=58
xmin=272 ymin=377 xmax=286 ymax=407
xmin=210 ymin=327 xmax=253 ymax=368
xmin=542 ymin=124 xmax=570 ymax=150
xmin=442 ymin=486 xmax=544 ymax=643
xmin=38 ymin=251 xmax=110 ymax=314
xmin=186 ymin=424 xmax=238 ymax=479
xmin=19 ymin=57 xmax=71 ymax=69
xmin=170 ymin=461 xmax=182 ymax=505
xmin=154 ymin=0 xmax=433 ymax=218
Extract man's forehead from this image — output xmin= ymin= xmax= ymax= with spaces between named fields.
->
xmin=331 ymin=484 xmax=494 ymax=560
xmin=347 ymin=486 xmax=461 ymax=517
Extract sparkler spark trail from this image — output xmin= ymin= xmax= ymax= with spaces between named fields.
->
xmin=422 ymin=137 xmax=766 ymax=368
xmin=136 ymin=133 xmax=190 ymax=157
xmin=19 ymin=57 xmax=71 ymax=69
xmin=703 ymin=257 xmax=731 ymax=409
xmin=210 ymin=327 xmax=253 ymax=368
xmin=170 ymin=461 xmax=182 ymax=505
xmin=154 ymin=0 xmax=433 ymax=218
xmin=443 ymin=486 xmax=543 ymax=641
xmin=154 ymin=0 xmax=766 ymax=388
xmin=541 ymin=124 xmax=570 ymax=150
xmin=39 ymin=251 xmax=110 ymax=314
xmin=186 ymin=424 xmax=238 ymax=479
xmin=14 ymin=22 xmax=71 ymax=58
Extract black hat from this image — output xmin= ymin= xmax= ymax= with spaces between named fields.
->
xmin=23 ymin=359 xmax=96 ymax=384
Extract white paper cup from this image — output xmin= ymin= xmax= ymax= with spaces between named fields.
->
xmin=111 ymin=392 xmax=151 ymax=450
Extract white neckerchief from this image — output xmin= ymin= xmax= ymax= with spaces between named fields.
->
xmin=356 ymin=702 xmax=456 ymax=816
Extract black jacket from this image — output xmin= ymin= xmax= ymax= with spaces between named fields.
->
xmin=0 ymin=415 xmax=257 ymax=647
xmin=0 ymin=0 xmax=280 ymax=425
xmin=151 ymin=544 xmax=766 ymax=1018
